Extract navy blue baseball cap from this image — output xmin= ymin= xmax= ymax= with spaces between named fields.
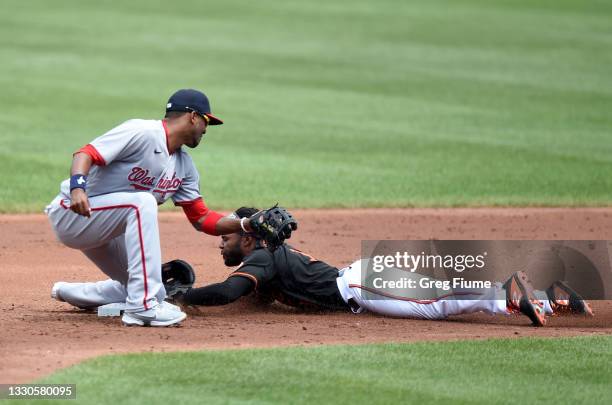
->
xmin=165 ymin=89 xmax=223 ymax=125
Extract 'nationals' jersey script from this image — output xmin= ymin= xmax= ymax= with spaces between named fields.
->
xmin=230 ymin=245 xmax=349 ymax=310
xmin=59 ymin=119 xmax=200 ymax=204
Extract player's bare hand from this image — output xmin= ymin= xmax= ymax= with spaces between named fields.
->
xmin=70 ymin=188 xmax=91 ymax=217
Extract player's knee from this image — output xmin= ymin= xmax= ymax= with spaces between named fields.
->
xmin=135 ymin=192 xmax=158 ymax=213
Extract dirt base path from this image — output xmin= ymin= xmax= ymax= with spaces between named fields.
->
xmin=1 ymin=208 xmax=611 ymax=383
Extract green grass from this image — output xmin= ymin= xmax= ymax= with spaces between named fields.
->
xmin=1 ymin=0 xmax=611 ymax=212
xmin=9 ymin=336 xmax=611 ymax=404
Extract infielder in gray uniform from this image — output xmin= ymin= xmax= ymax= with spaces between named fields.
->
xmin=46 ymin=89 xmax=261 ymax=327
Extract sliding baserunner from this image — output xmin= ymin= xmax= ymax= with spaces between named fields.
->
xmin=173 ymin=207 xmax=593 ymax=326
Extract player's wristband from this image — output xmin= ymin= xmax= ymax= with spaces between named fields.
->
xmin=70 ymin=174 xmax=88 ymax=192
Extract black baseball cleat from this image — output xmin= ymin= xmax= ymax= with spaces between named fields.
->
xmin=546 ymin=280 xmax=594 ymax=316
xmin=503 ymin=271 xmax=547 ymax=327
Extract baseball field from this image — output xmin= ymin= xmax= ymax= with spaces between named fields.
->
xmin=1 ymin=0 xmax=611 ymax=404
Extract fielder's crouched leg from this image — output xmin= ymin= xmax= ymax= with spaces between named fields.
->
xmin=46 ymin=191 xmax=186 ymax=326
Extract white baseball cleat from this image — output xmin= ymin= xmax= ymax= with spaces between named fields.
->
xmin=121 ymin=301 xmax=187 ymax=327
xmin=162 ymin=301 xmax=182 ymax=313
xmin=51 ymin=282 xmax=68 ymax=302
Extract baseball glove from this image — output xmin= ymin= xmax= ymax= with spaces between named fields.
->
xmin=249 ymin=205 xmax=298 ymax=251
xmin=162 ymin=259 xmax=195 ymax=299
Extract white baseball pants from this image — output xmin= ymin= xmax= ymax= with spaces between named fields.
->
xmin=336 ymin=260 xmax=552 ymax=319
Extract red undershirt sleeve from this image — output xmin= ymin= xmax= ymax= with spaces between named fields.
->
xmin=75 ymin=144 xmax=106 ymax=166
xmin=175 ymin=198 xmax=224 ymax=235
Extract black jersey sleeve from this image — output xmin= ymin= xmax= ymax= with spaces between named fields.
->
xmin=228 ymin=248 xmax=277 ymax=290
xmin=181 ymin=276 xmax=254 ymax=306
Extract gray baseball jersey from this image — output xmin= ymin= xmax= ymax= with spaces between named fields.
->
xmin=58 ymin=119 xmax=200 ymax=204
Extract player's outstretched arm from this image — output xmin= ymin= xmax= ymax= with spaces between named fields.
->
xmin=180 ymin=201 xmax=297 ymax=251
xmin=211 ymin=215 xmax=254 ymax=234
xmin=181 ymin=276 xmax=254 ymax=306
xmin=177 ymin=198 xmax=250 ymax=236
xmin=69 ymin=152 xmax=93 ymax=217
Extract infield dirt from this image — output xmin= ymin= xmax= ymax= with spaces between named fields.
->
xmin=1 ymin=208 xmax=611 ymax=383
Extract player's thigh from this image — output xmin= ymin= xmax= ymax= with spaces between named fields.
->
xmin=82 ymin=235 xmax=129 ymax=284
xmin=52 ymin=192 xmax=158 ymax=249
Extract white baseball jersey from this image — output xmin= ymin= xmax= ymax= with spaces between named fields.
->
xmin=58 ymin=119 xmax=200 ymax=205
